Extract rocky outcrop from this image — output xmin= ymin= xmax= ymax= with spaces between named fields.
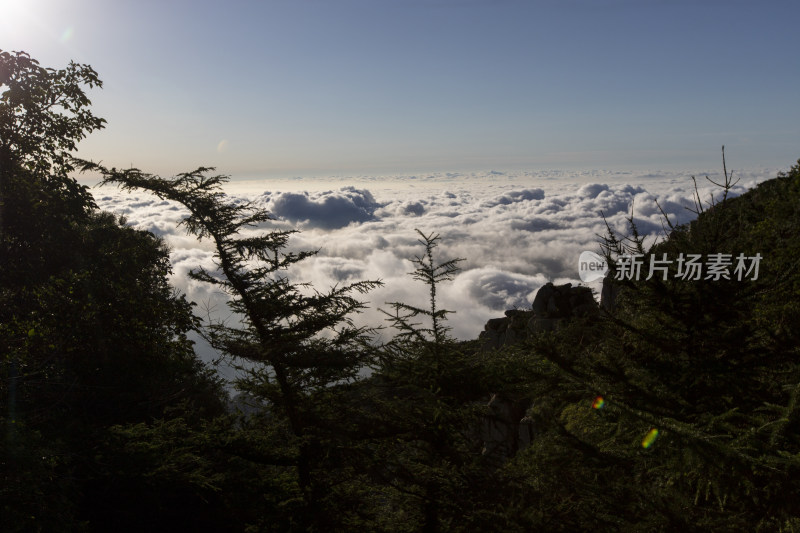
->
xmin=478 ymin=282 xmax=600 ymax=463
xmin=479 ymin=309 xmax=534 ymax=351
xmin=478 ymin=282 xmax=598 ymax=351
xmin=482 ymin=393 xmax=535 ymax=464
xmin=600 ymin=272 xmax=621 ymax=312
xmin=530 ymin=281 xmax=596 ymax=333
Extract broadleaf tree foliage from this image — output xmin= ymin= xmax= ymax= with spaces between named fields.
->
xmin=0 ymin=50 xmax=104 ymax=243
xmin=1 ymin=50 xmax=227 ymax=531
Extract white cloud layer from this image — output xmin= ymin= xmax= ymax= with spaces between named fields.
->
xmin=92 ymin=167 xmax=778 ymax=370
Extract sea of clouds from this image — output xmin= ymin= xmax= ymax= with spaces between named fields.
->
xmin=92 ymin=167 xmax=777 ymax=379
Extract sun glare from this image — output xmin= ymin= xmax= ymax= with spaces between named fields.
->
xmin=0 ymin=0 xmax=33 ymax=25
xmin=0 ymin=0 xmax=64 ymax=48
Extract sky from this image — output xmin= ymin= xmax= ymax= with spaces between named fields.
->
xmin=3 ymin=1 xmax=793 ymax=374
xmin=2 ymin=0 xmax=799 ymax=177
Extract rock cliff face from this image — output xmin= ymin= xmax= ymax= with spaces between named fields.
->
xmin=479 ymin=282 xmax=598 ymax=351
xmin=478 ymin=282 xmax=601 ymax=462
xmin=600 ymin=273 xmax=621 ymax=312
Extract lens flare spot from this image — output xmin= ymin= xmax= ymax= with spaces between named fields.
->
xmin=641 ymin=428 xmax=659 ymax=449
xmin=60 ymin=27 xmax=74 ymax=43
xmin=592 ymin=396 xmax=605 ymax=409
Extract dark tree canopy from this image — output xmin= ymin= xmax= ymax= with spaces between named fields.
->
xmin=83 ymin=163 xmax=383 ymax=530
xmin=4 ymin=48 xmax=800 ymax=533
xmin=1 ymin=50 xmax=227 ymax=532
xmin=1 ymin=49 xmax=105 ymax=284
xmin=0 ymin=49 xmax=105 ymax=175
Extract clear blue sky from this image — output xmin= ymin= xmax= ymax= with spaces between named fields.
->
xmin=2 ymin=0 xmax=799 ymax=176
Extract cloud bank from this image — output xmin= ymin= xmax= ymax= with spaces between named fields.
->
xmin=92 ymin=167 xmax=776 ymax=367
xmin=260 ymin=186 xmax=382 ymax=229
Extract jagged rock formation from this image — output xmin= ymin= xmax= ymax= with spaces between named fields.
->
xmin=600 ymin=272 xmax=621 ymax=312
xmin=482 ymin=393 xmax=535 ymax=464
xmin=479 ymin=282 xmax=598 ymax=351
xmin=479 ymin=309 xmax=534 ymax=352
xmin=479 ymin=282 xmax=600 ymax=463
